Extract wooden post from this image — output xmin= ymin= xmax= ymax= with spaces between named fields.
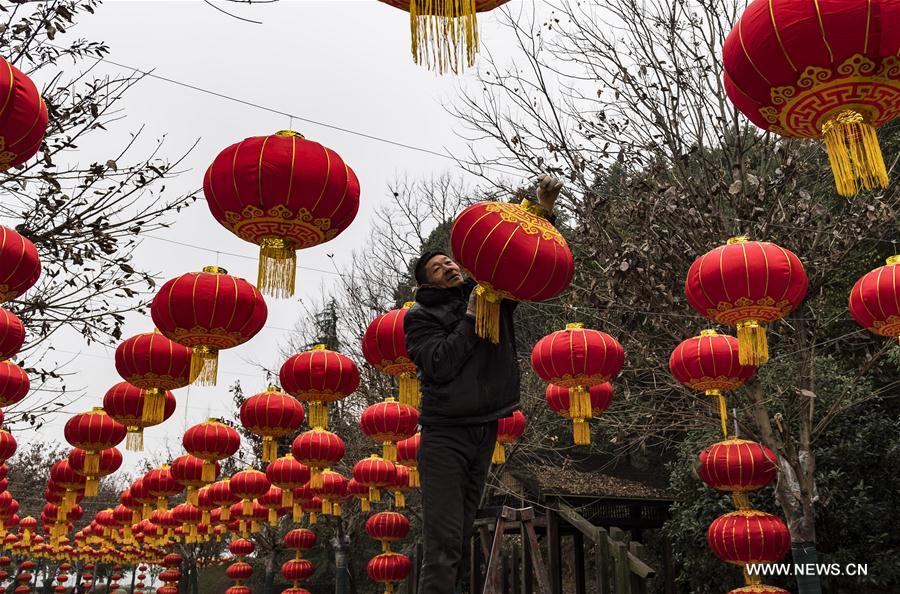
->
xmin=546 ymin=509 xmax=562 ymax=594
xmin=511 ymin=541 xmax=521 ymax=594
xmin=521 ymin=519 xmax=533 ymax=594
xmin=483 ymin=515 xmax=507 ymax=594
xmin=573 ymin=530 xmax=586 ymax=594
xmin=595 ymin=529 xmax=610 ymax=594
xmin=611 ymin=540 xmax=630 ymax=594
xmin=629 ymin=542 xmax=647 ymax=594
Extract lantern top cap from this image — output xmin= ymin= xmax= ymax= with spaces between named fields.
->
xmin=205 ymin=418 xmax=222 ymax=424
xmin=699 ymin=329 xmax=718 ymax=336
xmin=402 ymin=301 xmax=415 ymax=309
xmin=886 ymin=255 xmax=900 ymax=265
xmin=201 ymin=266 xmax=227 ymax=275
xmin=565 ymin=322 xmax=584 ymax=330
xmin=726 ymin=236 xmax=749 ymax=244
xmin=90 ymin=406 xmax=105 ymax=413
xmin=274 ymin=130 xmax=305 ymax=139
xmin=311 ymin=344 xmax=327 ymax=351
xmin=266 ymin=385 xmax=280 ymax=392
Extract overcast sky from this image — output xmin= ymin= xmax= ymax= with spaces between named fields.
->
xmin=14 ymin=0 xmax=538 ymax=473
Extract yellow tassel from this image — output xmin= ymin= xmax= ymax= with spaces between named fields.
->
xmin=84 ymin=477 xmax=99 ymax=498
xmin=141 ymin=389 xmax=165 ymax=426
xmin=708 ymin=390 xmax=729 ymax=439
xmin=187 ymin=487 xmax=199 ymax=507
xmin=736 ymin=320 xmax=768 ymax=366
xmin=268 ymin=508 xmax=277 ymax=525
xmin=409 ymin=0 xmax=479 ymax=74
xmin=221 ymin=506 xmax=231 ymax=521
xmin=142 ymin=503 xmax=151 ymax=519
xmin=821 ymin=109 xmax=889 ymax=197
xmin=262 ymin=437 xmax=278 ymax=463
xmin=308 ymin=512 xmax=317 ymax=525
xmin=281 ymin=490 xmax=293 ymax=508
xmin=394 ymin=491 xmax=405 ymax=509
xmin=238 ymin=520 xmax=246 ymax=535
xmin=361 ymin=499 xmax=370 ymax=513
xmin=474 ymin=285 xmax=502 ymax=344
xmin=382 ymin=541 xmax=391 ymax=553
xmin=257 ymin=237 xmax=296 ymax=299
xmin=201 ymin=461 xmax=217 ymax=484
xmin=491 ymin=442 xmax=505 ymax=465
xmin=383 ymin=442 xmax=397 ymax=463
xmin=398 ymin=374 xmax=421 ymax=408
xmin=333 ymin=502 xmax=342 ymax=516
xmin=242 ymin=499 xmax=252 ymax=516
xmin=251 ymin=520 xmax=260 ymax=534
xmin=157 ymin=496 xmax=167 ymax=511
xmin=292 ymin=505 xmax=302 ymax=523
xmin=310 ymin=401 xmax=328 ymax=430
xmin=732 ymin=492 xmax=752 ymax=510
xmin=580 ymin=389 xmax=593 ymax=420
xmin=321 ymin=500 xmax=332 ymax=515
xmin=310 ymin=469 xmax=323 ymax=490
xmin=189 ymin=345 xmax=218 ymax=386
xmin=572 ymin=418 xmax=591 ymax=446
xmin=201 ymin=511 xmax=210 ymax=525
xmin=84 ymin=452 xmax=100 ymax=476
xmin=409 ymin=467 xmax=419 ymax=488
xmin=369 ymin=487 xmax=381 ymax=502
xmin=126 ymin=428 xmax=145 ymax=452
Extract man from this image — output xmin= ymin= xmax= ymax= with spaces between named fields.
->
xmin=405 ymin=175 xmax=563 ymax=593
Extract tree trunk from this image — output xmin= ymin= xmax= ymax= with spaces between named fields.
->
xmin=264 ymin=551 xmax=277 ymax=594
xmin=333 ymin=528 xmax=351 ymax=594
xmin=129 ymin=565 xmax=136 ymax=594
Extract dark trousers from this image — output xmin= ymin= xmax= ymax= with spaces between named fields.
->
xmin=417 ymin=422 xmax=498 ymax=594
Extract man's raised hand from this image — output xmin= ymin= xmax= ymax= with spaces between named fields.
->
xmin=536 ymin=174 xmax=564 ymax=211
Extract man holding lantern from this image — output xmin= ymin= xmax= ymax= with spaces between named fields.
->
xmin=405 ymin=175 xmax=563 ymax=593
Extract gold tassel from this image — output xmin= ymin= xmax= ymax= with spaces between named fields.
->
xmin=310 ymin=468 xmax=323 ymax=490
xmin=491 ymin=442 xmax=505 ymax=465
xmin=821 ymin=109 xmax=889 ymax=197
xmin=186 ymin=487 xmax=199 ymax=507
xmin=409 ymin=467 xmax=419 ymax=488
xmin=257 ymin=237 xmax=296 ymax=299
xmin=383 ymin=442 xmax=397 ymax=463
xmin=141 ymin=389 xmax=165 ymax=425
xmin=382 ymin=541 xmax=392 ymax=553
xmin=126 ymin=428 xmax=145 ymax=452
xmin=736 ymin=320 xmax=768 ymax=366
xmin=189 ymin=345 xmax=218 ymax=386
xmin=281 ymin=490 xmax=293 ymax=508
xmin=201 ymin=461 xmax=217 ymax=484
xmin=398 ymin=374 xmax=421 ymax=408
xmin=580 ymin=389 xmax=593 ymax=420
xmin=268 ymin=508 xmax=277 ymax=525
xmin=369 ymin=487 xmax=381 ymax=502
xmin=292 ymin=504 xmax=302 ymax=523
xmin=308 ymin=511 xmax=317 ymax=525
xmin=142 ymin=503 xmax=152 ymax=519
xmin=84 ymin=477 xmax=99 ymax=498
xmin=708 ymin=390 xmax=729 ymax=438
xmin=394 ymin=491 xmax=405 ymax=509
xmin=361 ymin=498 xmax=370 ymax=513
xmin=201 ymin=511 xmax=210 ymax=525
xmin=157 ymin=496 xmax=167 ymax=511
xmin=309 ymin=401 xmax=328 ymax=430
xmin=250 ymin=520 xmax=260 ymax=534
xmin=242 ymin=499 xmax=252 ymax=516
xmin=333 ymin=502 xmax=342 ymax=516
xmin=84 ymin=452 xmax=100 ymax=476
xmin=221 ymin=506 xmax=231 ymax=521
xmin=409 ymin=0 xmax=479 ymax=74
xmin=321 ymin=500 xmax=332 ymax=515
xmin=238 ymin=520 xmax=246 ymax=535
xmin=474 ymin=285 xmax=502 ymax=344
xmin=732 ymin=492 xmax=752 ymax=510
xmin=262 ymin=437 xmax=278 ymax=463
xmin=572 ymin=418 xmax=591 ymax=446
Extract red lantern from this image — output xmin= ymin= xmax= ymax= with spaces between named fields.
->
xmin=114 ymin=332 xmax=192 ymax=424
xmin=366 ymin=511 xmax=409 ymax=553
xmin=284 ymin=528 xmax=316 ymax=555
xmin=230 ymin=469 xmax=270 ymax=516
xmin=0 ymin=361 xmax=28 ymax=407
xmin=226 ymin=561 xmax=253 ymax=581
xmin=209 ymin=479 xmax=237 ymax=522
xmin=450 ymin=200 xmax=573 ymax=342
xmin=685 ymin=238 xmax=808 ymax=366
xmin=266 ymin=454 xmax=310 ymax=509
xmin=144 ymin=466 xmax=183 ymax=511
xmin=68 ymin=447 xmax=122 ymax=497
xmin=259 ymin=486 xmax=285 ymax=525
xmin=103 ymin=382 xmax=175 ymax=451
xmin=352 ymin=455 xmax=396 ymax=504
xmin=669 ymin=330 xmax=757 ymax=436
xmin=63 ymin=408 xmax=126 ymax=477
xmin=367 ymin=552 xmax=412 ymax=592
xmin=395 ymin=433 xmax=420 ymax=488
xmin=49 ymin=461 xmax=85 ymax=512
xmin=281 ymin=559 xmax=314 ymax=582
xmin=347 ymin=478 xmax=371 ymax=512
xmin=280 ymin=345 xmax=360 ymax=429
xmin=707 ymin=510 xmax=790 ymax=565
xmin=698 ymin=438 xmax=778 ymax=508
xmin=532 ymin=324 xmax=624 ymax=444
xmin=291 ymin=429 xmax=345 ymax=489
xmin=545 ymin=383 xmax=614 ymax=446
xmin=230 ymin=537 xmax=255 ymax=557
xmin=240 ymin=386 xmax=305 ymax=462
xmin=311 ymin=469 xmax=348 ymax=516
xmin=0 ymin=308 xmax=24 ymax=360
xmin=728 ymin=587 xmax=790 ymax=594
xmin=203 ymin=131 xmax=360 ymax=298
xmin=0 ymin=227 xmax=40 ymax=303
xmin=362 ymin=304 xmax=420 ymax=407
xmin=172 ymin=454 xmax=217 ymax=507
xmin=849 ymin=255 xmax=900 ymax=341
xmin=722 ymin=0 xmax=900 ymax=196
xmin=492 ymin=409 xmax=525 ymax=465
xmin=0 ymin=57 xmax=47 ymax=170
xmin=225 ymin=588 xmax=250 ymax=594
xmin=360 ymin=400 xmax=418 ymax=462
xmin=183 ymin=418 xmax=241 ymax=483
xmin=389 ymin=465 xmax=412 ymax=508
xmin=150 ymin=266 xmax=267 ymax=385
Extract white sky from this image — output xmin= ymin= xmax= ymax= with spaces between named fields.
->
xmin=12 ymin=0 xmax=537 ymax=473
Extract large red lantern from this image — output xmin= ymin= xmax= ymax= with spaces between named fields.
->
xmin=280 ymin=345 xmax=360 ymax=429
xmin=144 ymin=466 xmax=182 ymax=511
xmin=0 ymin=227 xmax=40 ymax=302
xmin=114 ymin=332 xmax=192 ymax=424
xmin=450 ymin=200 xmax=573 ymax=342
xmin=376 ymin=1 xmax=512 ymax=74
xmin=698 ymin=438 xmax=778 ymax=509
xmin=0 ymin=361 xmax=28 ymax=408
xmin=281 ymin=558 xmax=314 ymax=583
xmin=230 ymin=469 xmax=270 ymax=516
xmin=0 ymin=308 xmax=24 ymax=360
xmin=545 ymin=383 xmax=614 ymax=446
xmin=493 ymin=409 xmax=525 ymax=465
xmin=367 ymin=552 xmax=412 ymax=592
xmin=362 ymin=304 xmax=420 ymax=407
xmin=707 ymin=510 xmax=790 ymax=565
xmin=395 ymin=433 xmax=420 ymax=488
xmin=291 ymin=429 xmax=345 ymax=489
xmin=226 ymin=562 xmax=253 ymax=581
xmin=722 ymin=0 xmax=900 ymax=196
xmin=240 ymin=386 xmax=305 ymax=462
xmin=103 ymin=382 xmax=175 ymax=451
xmin=311 ymin=469 xmax=348 ymax=516
xmin=208 ymin=479 xmax=237 ymax=522
xmin=203 ymin=131 xmax=360 ymax=298
xmin=172 ymin=454 xmax=217 ymax=507
xmin=68 ymin=447 xmax=122 ymax=497
xmin=284 ymin=528 xmax=316 ymax=556
xmin=366 ymin=511 xmax=409 ymax=553
xmin=360 ymin=399 xmax=418 ymax=462
xmin=388 ymin=465 xmax=412 ymax=508
xmin=353 ymin=455 xmax=396 ymax=503
xmin=685 ymin=238 xmax=808 ymax=366
xmin=0 ymin=57 xmax=48 ymax=170
xmin=150 ymin=267 xmax=267 ymax=385
xmin=849 ymin=255 xmax=900 ymax=342
xmin=183 ymin=418 xmax=241 ymax=483
xmin=669 ymin=330 xmax=757 ymax=436
xmin=265 ymin=454 xmax=310 ymax=509
xmin=63 ymin=408 xmax=126 ymax=476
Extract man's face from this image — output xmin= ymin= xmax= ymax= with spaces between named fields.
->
xmin=425 ymin=254 xmax=464 ymax=288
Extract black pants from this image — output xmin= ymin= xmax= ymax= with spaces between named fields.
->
xmin=417 ymin=422 xmax=498 ymax=594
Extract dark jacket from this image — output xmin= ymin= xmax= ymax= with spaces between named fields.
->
xmin=404 ymin=278 xmax=520 ymax=426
